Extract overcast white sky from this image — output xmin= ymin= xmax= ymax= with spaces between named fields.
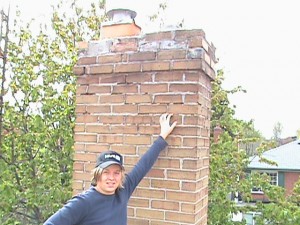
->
xmin=2 ymin=0 xmax=300 ymax=139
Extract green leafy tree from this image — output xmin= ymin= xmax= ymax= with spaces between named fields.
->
xmin=208 ymin=70 xmax=300 ymax=225
xmin=0 ymin=1 xmax=105 ymax=224
xmin=208 ymin=70 xmax=258 ymax=225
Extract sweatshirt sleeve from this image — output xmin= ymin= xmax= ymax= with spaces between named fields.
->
xmin=125 ymin=136 xmax=168 ymax=195
xmin=43 ymin=194 xmax=89 ymax=225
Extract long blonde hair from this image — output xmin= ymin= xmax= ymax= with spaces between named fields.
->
xmin=91 ymin=166 xmax=125 ymax=189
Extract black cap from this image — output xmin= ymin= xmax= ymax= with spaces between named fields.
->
xmin=96 ymin=150 xmax=124 ymax=169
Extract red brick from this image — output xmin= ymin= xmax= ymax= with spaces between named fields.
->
xmin=169 ymin=84 xmax=199 ymax=93
xmin=127 ymin=218 xmax=150 ymax=225
xmin=129 ymin=52 xmax=156 ymax=61
xmin=126 ymin=95 xmax=152 ymax=104
xmin=151 ymin=200 xmax=179 ymax=210
xmin=140 ymin=84 xmax=168 ymax=93
xmin=111 ymin=38 xmax=138 ymax=52
xmin=146 ymin=168 xmax=165 ymax=178
xmin=115 ymin=63 xmax=141 ymax=73
xmin=182 ymin=159 xmax=203 ymax=170
xmin=75 ymin=105 xmax=86 ymax=114
xmin=85 ymin=144 xmax=109 ymax=153
xmin=74 ymin=134 xmax=97 ymax=143
xmin=85 ymin=125 xmax=111 ymax=133
xmin=174 ymin=29 xmax=206 ymax=41
xmin=125 ymin=115 xmax=152 ymax=124
xmin=169 ymin=104 xmax=199 ymax=114
xmin=155 ymin=158 xmax=180 ymax=169
xmin=77 ymin=75 xmax=99 ymax=85
xmin=173 ymin=59 xmax=203 ymax=70
xmin=133 ymin=188 xmax=165 ymax=199
xmin=73 ymin=66 xmax=85 ymax=75
xmin=87 ymin=85 xmax=111 ymax=94
xmin=77 ymin=56 xmax=96 ymax=65
xmin=139 ymin=105 xmax=167 ymax=114
xmin=98 ymin=135 xmax=123 ymax=144
xmin=128 ymin=198 xmax=149 ymax=207
xmin=112 ymin=84 xmax=138 ymax=94
xmin=154 ymin=94 xmax=182 ymax=103
xmin=73 ymin=162 xmax=84 ymax=171
xmin=111 ymin=126 xmax=138 ymax=134
xmin=75 ymin=95 xmax=98 ymax=104
xmin=73 ymin=152 xmax=96 ymax=162
xmin=154 ymin=71 xmax=184 ymax=82
xmin=165 ymin=211 xmax=196 ymax=223
xmin=168 ymin=191 xmax=200 ymax=203
xmin=73 ymin=172 xmax=92 ymax=181
xmin=126 ymin=73 xmax=152 ymax=83
xmin=151 ymin=179 xmax=180 ymax=190
xmin=167 ymin=170 xmax=199 ymax=181
xmin=98 ymin=115 xmax=124 ymax=124
xmin=100 ymin=95 xmax=124 ymax=103
xmin=100 ymin=74 xmax=126 ymax=84
xmin=89 ymin=64 xmax=114 ymax=74
xmin=98 ymin=54 xmax=122 ymax=63
xmin=188 ymin=36 xmax=209 ymax=52
xmin=74 ymin=124 xmax=85 ymax=132
xmin=72 ymin=181 xmax=84 ymax=191
xmin=185 ymin=94 xmax=200 ymax=103
xmin=76 ymin=85 xmax=88 ymax=95
xmin=157 ymin=49 xmax=186 ymax=60
xmin=136 ymin=208 xmax=164 ymax=220
xmin=86 ymin=105 xmax=111 ymax=114
xmin=75 ymin=115 xmax=98 ymax=123
xmin=167 ymin=148 xmax=198 ymax=158
xmin=150 ymin=221 xmax=177 ymax=225
xmin=112 ymin=105 xmax=138 ymax=113
xmin=142 ymin=61 xmax=170 ymax=71
xmin=74 ymin=143 xmax=85 ymax=151
xmin=124 ymin=135 xmax=151 ymax=145
xmin=144 ymin=31 xmax=173 ymax=41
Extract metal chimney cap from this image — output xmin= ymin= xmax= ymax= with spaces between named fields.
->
xmin=107 ymin=8 xmax=137 ymax=22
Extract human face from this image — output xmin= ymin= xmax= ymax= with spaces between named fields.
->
xmin=96 ymin=164 xmax=122 ymax=195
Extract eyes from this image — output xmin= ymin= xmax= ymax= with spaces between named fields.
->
xmin=102 ymin=170 xmax=121 ymax=176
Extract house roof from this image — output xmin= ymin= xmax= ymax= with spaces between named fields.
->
xmin=248 ymin=139 xmax=300 ymax=171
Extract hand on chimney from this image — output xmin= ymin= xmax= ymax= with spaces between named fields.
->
xmin=159 ymin=113 xmax=177 ymax=140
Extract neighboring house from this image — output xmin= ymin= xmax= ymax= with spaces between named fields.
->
xmin=247 ymin=139 xmax=300 ymax=201
xmin=233 ymin=139 xmax=300 ymax=224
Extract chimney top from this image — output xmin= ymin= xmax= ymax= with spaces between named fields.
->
xmin=100 ymin=8 xmax=141 ymax=40
xmin=107 ymin=8 xmax=137 ymax=24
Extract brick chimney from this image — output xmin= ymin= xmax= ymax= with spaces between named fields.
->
xmin=213 ymin=125 xmax=223 ymax=143
xmin=73 ymin=8 xmax=216 ymax=225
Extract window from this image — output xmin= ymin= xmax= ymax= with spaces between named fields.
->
xmin=251 ymin=170 xmax=278 ymax=193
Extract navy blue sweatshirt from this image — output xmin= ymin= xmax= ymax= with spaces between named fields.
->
xmin=44 ymin=136 xmax=168 ymax=225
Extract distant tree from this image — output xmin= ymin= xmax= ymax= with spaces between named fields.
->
xmin=272 ymin=121 xmax=283 ymax=145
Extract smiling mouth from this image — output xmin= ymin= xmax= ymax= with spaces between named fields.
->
xmin=107 ymin=182 xmax=115 ymax=187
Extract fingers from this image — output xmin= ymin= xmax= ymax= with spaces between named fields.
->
xmin=170 ymin=120 xmax=177 ymax=130
xmin=166 ymin=113 xmax=172 ymax=122
xmin=160 ymin=113 xmax=173 ymax=124
xmin=159 ymin=113 xmax=177 ymax=139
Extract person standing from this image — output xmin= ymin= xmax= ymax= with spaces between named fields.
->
xmin=44 ymin=113 xmax=177 ymax=225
